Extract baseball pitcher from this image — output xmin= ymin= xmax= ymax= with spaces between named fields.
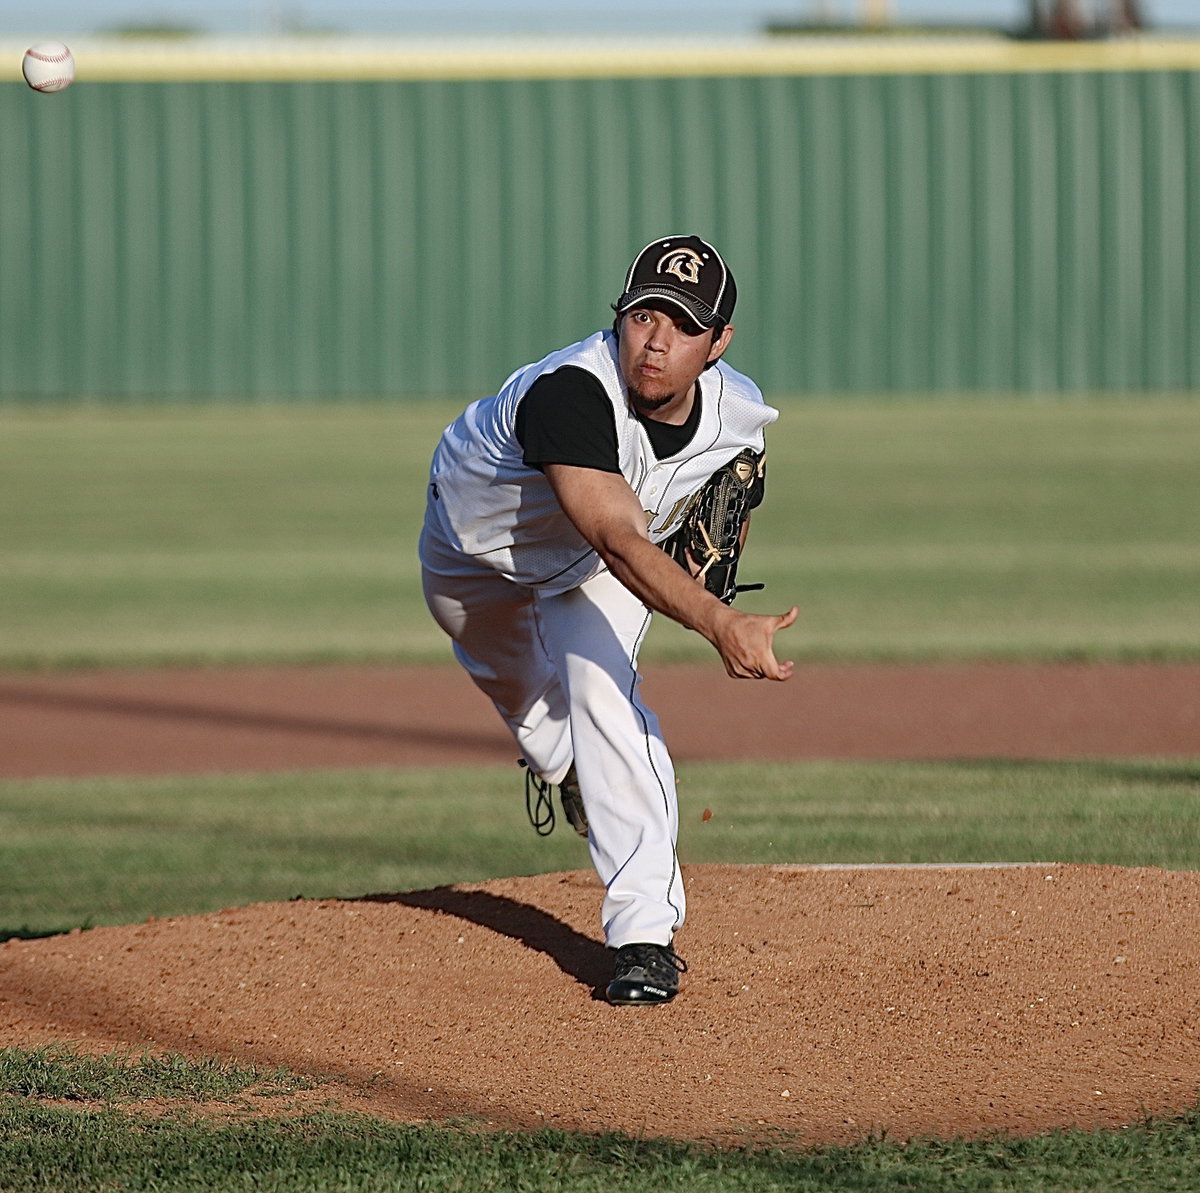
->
xmin=419 ymin=235 xmax=796 ymax=1005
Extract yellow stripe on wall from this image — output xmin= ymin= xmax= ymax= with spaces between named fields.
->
xmin=6 ymin=35 xmax=1200 ymax=83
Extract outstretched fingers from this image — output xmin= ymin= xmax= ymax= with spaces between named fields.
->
xmin=761 ymin=606 xmax=798 ymax=680
xmin=719 ymin=605 xmax=799 ymax=681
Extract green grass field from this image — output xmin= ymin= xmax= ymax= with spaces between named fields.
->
xmin=1 ymin=396 xmax=1197 ymax=667
xmin=1 ymin=396 xmax=1198 ymax=1189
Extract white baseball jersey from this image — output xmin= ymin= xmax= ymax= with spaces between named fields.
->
xmin=427 ymin=329 xmax=778 ymax=594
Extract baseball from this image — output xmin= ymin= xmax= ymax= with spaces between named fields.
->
xmin=22 ymin=42 xmax=75 ymax=93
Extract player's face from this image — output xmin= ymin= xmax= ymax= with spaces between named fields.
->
xmin=619 ymin=306 xmax=734 ymax=416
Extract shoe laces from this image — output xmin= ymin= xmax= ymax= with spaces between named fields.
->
xmin=616 ymin=942 xmax=688 ymax=980
xmin=521 ymin=761 xmax=555 ymax=836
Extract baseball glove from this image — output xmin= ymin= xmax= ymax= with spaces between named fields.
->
xmin=663 ymin=448 xmax=766 ymax=605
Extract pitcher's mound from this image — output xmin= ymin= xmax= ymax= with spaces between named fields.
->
xmin=2 ymin=863 xmax=1197 ymax=1146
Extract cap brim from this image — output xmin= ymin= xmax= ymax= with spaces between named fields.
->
xmin=616 ymin=287 xmax=718 ymax=330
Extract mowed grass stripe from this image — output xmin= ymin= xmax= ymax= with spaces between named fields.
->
xmin=7 ymin=539 xmax=1199 ymax=576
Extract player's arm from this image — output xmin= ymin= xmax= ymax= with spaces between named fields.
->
xmin=543 ymin=463 xmax=796 ymax=681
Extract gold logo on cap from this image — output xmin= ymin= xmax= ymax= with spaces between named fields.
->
xmin=658 ymin=247 xmax=704 ymax=286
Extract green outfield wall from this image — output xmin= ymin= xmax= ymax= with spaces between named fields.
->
xmin=2 ymin=40 xmax=1197 ymax=400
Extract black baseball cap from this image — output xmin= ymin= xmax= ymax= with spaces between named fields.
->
xmin=614 ymin=234 xmax=736 ymax=330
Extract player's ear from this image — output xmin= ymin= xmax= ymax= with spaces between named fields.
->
xmin=707 ymin=323 xmax=734 ymax=364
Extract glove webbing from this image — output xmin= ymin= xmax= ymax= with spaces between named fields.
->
xmin=665 ymin=448 xmax=765 ymax=604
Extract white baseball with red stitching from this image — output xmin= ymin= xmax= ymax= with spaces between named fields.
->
xmin=22 ymin=41 xmax=75 ymax=93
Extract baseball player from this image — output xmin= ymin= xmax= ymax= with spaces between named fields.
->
xmin=419 ymin=235 xmax=797 ymax=1005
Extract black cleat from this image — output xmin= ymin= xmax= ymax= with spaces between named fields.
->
xmin=606 ymin=943 xmax=687 ymax=1006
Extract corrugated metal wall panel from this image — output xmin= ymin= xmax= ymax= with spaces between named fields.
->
xmin=1 ymin=68 xmax=1196 ymax=401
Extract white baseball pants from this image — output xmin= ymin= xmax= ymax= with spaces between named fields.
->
xmin=419 ymin=512 xmax=685 ymax=949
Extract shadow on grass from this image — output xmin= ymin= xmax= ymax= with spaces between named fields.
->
xmin=358 ymin=888 xmax=611 ymax=999
xmin=0 ymin=925 xmax=81 ymax=944
xmin=0 ymin=682 xmax=507 ymax=761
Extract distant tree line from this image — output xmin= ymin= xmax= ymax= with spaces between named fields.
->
xmin=767 ymin=0 xmax=1148 ymax=37
xmin=1027 ymin=0 xmax=1145 ymax=37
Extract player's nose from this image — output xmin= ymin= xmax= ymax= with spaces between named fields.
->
xmin=644 ymin=320 xmax=673 ymax=352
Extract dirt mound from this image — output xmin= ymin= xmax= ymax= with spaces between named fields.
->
xmin=3 ymin=863 xmax=1197 ymax=1146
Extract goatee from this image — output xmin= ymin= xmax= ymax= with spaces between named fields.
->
xmin=627 ymin=386 xmax=671 ymax=413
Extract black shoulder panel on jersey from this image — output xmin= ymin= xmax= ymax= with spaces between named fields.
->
xmin=517 ymin=366 xmax=621 ymax=474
